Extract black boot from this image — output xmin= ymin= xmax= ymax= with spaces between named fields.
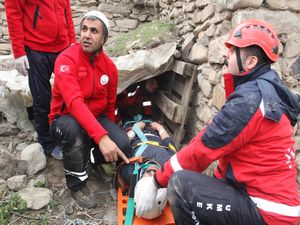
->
xmin=70 ymin=183 xmax=98 ymax=208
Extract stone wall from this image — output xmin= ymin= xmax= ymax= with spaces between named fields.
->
xmin=1 ymin=0 xmax=300 ymax=139
xmin=0 ymin=0 xmax=160 ymax=55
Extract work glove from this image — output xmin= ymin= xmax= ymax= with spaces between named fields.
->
xmin=134 ymin=176 xmax=167 ymax=219
xmin=15 ymin=55 xmax=30 ymax=76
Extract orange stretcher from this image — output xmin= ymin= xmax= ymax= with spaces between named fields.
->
xmin=117 ymin=187 xmax=175 ymax=225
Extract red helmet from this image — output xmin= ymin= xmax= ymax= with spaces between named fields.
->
xmin=225 ymin=19 xmax=280 ymax=62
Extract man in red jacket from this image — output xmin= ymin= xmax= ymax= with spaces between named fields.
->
xmin=116 ymin=78 xmax=159 ymax=126
xmin=5 ymin=0 xmax=76 ymax=160
xmin=49 ymin=10 xmax=130 ymax=208
xmin=134 ymin=20 xmax=300 ymax=225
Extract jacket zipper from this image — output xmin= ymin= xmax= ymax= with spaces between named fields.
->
xmin=90 ymin=65 xmax=96 ymax=109
xmin=60 ymin=103 xmax=66 ymax=114
xmin=54 ymin=0 xmax=59 ymax=50
xmin=64 ymin=9 xmax=68 ymax=27
xmin=33 ymin=5 xmax=42 ymax=29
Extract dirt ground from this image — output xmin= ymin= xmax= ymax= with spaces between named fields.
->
xmin=0 ymin=117 xmax=119 ymax=225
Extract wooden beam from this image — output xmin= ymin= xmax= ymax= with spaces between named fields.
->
xmin=172 ymin=60 xmax=196 ymax=77
xmin=155 ymin=91 xmax=184 ymax=123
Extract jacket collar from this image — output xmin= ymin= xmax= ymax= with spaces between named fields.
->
xmin=79 ymin=44 xmax=103 ymax=65
xmin=233 ymin=63 xmax=271 ymax=89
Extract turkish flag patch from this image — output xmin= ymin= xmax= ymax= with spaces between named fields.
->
xmin=59 ymin=65 xmax=70 ymax=73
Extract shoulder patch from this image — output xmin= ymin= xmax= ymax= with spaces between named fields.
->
xmin=59 ymin=65 xmax=70 ymax=73
xmin=100 ymin=74 xmax=109 ymax=85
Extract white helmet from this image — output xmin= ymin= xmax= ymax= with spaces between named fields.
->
xmin=81 ymin=10 xmax=110 ymax=33
xmin=136 ymin=188 xmax=168 ymax=219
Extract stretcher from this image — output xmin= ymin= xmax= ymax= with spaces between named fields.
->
xmin=117 ymin=187 xmax=175 ymax=225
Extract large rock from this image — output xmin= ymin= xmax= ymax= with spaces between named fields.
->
xmin=98 ymin=3 xmax=131 ymax=16
xmin=216 ymin=0 xmax=262 ymax=12
xmin=19 ymin=187 xmax=53 ymax=210
xmin=0 ymin=69 xmax=34 ymax=132
xmin=115 ymin=19 xmax=139 ymax=30
xmin=208 ymin=34 xmax=227 ymax=64
xmin=289 ymin=56 xmax=300 ymax=80
xmin=20 ymin=143 xmax=46 ymax=176
xmin=0 ymin=43 xmax=11 ymax=55
xmin=212 ymin=83 xmax=226 ymax=111
xmin=283 ymin=33 xmax=300 ymax=58
xmin=197 ymin=75 xmax=212 ymax=98
xmin=232 ymin=9 xmax=300 ymax=35
xmin=0 ymin=55 xmax=15 ymax=70
xmin=0 ymin=149 xmax=16 ymax=180
xmin=7 ymin=175 xmax=27 ymax=191
xmin=195 ymin=0 xmax=214 ymax=9
xmin=201 ymin=4 xmax=215 ymax=22
xmin=196 ymin=104 xmax=212 ymax=124
xmin=266 ymin=0 xmax=300 ymax=12
xmin=115 ymin=42 xmax=177 ymax=93
xmin=188 ymin=43 xmax=208 ymax=64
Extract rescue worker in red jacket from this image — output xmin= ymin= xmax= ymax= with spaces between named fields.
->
xmin=134 ymin=19 xmax=300 ymax=225
xmin=5 ymin=0 xmax=76 ymax=160
xmin=116 ymin=78 xmax=159 ymax=126
xmin=49 ymin=11 xmax=130 ymax=208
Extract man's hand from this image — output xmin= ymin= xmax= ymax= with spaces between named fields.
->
xmin=134 ymin=176 xmax=158 ymax=217
xmin=98 ymin=135 xmax=129 ymax=163
xmin=15 ymin=55 xmax=30 ymax=76
xmin=135 ymin=121 xmax=146 ymax=130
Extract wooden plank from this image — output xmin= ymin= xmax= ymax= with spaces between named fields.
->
xmin=173 ymin=104 xmax=184 ymax=124
xmin=172 ymin=60 xmax=196 ymax=77
xmin=180 ymin=70 xmax=196 ymax=106
xmin=155 ymin=91 xmax=185 ymax=124
xmin=173 ymin=128 xmax=185 ymax=148
xmin=155 ymin=91 xmax=178 ymax=122
xmin=172 ymin=79 xmax=185 ymax=98
xmin=166 ymin=72 xmax=176 ymax=95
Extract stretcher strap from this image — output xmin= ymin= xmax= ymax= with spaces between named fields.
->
xmin=124 ymin=125 xmax=149 ymax=225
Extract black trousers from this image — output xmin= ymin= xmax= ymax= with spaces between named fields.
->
xmin=50 ymin=115 xmax=131 ymax=191
xmin=167 ymin=170 xmax=267 ymax=225
xmin=25 ymin=47 xmax=60 ymax=154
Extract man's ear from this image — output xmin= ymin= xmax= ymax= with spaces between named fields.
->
xmin=103 ymin=35 xmax=108 ymax=45
xmin=245 ymin=56 xmax=258 ymax=70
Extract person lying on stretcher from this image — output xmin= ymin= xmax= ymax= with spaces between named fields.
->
xmin=116 ymin=121 xmax=176 ymax=219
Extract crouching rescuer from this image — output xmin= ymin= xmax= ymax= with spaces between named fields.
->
xmin=49 ymin=11 xmax=130 ymax=208
xmin=134 ymin=19 xmax=300 ymax=225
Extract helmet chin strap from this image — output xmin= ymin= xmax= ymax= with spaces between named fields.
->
xmin=235 ymin=48 xmax=245 ymax=74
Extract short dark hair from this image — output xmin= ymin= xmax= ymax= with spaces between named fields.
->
xmin=242 ymin=45 xmax=272 ymax=66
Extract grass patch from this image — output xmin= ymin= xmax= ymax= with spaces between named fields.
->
xmin=34 ymin=181 xmax=47 ymax=188
xmin=0 ymin=192 xmax=27 ymax=224
xmin=107 ymin=21 xmax=177 ymax=56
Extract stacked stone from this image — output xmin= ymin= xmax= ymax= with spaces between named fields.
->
xmin=155 ymin=0 xmax=300 ymax=138
xmin=0 ymin=0 xmax=159 ymax=52
xmin=0 ymin=0 xmax=11 ymax=55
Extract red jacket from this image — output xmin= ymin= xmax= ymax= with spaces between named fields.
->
xmin=155 ymin=66 xmax=300 ymax=225
xmin=49 ymin=44 xmax=118 ymax=144
xmin=5 ymin=0 xmax=76 ymax=58
xmin=116 ymin=83 xmax=153 ymax=123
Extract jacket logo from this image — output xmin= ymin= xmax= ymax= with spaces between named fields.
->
xmin=60 ymin=65 xmax=70 ymax=73
xmin=100 ymin=74 xmax=109 ymax=85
